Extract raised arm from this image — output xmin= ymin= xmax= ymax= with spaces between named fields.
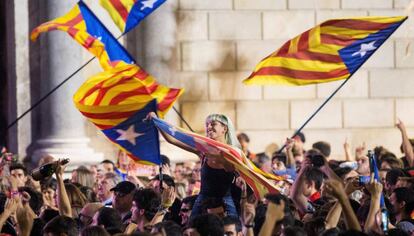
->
xmin=397 ymin=119 xmax=414 ymax=167
xmin=364 ymin=175 xmax=383 ymax=232
xmin=149 ymin=112 xmax=200 ymax=156
xmin=325 ymin=179 xmax=361 ymax=231
xmin=55 ymin=160 xmax=72 ymax=217
xmin=289 ymin=164 xmax=309 ymax=215
xmin=325 ymin=201 xmax=342 ymax=229
xmin=343 ymin=138 xmax=353 ymax=161
xmin=285 ymin=138 xmax=296 ymax=168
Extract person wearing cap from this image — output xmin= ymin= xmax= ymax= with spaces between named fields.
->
xmin=111 ymin=181 xmax=136 ymax=227
xmin=157 ymin=113 xmax=240 ymax=219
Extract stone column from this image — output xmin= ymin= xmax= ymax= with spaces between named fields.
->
xmin=30 ymin=0 xmax=102 ymax=167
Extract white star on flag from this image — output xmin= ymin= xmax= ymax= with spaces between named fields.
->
xmin=140 ymin=0 xmax=157 ymax=10
xmin=116 ymin=125 xmax=144 ymax=146
xmin=168 ymin=126 xmax=177 ymax=136
xmin=351 ymin=41 xmax=377 ymax=58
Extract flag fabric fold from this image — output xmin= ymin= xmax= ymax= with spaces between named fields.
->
xmin=31 ymin=0 xmax=134 ymax=70
xmin=73 ymin=63 xmax=184 ymax=130
xmin=152 ymin=117 xmax=283 ymax=199
xmin=244 ymin=16 xmax=407 ymax=86
xmin=99 ymin=0 xmax=166 ymax=33
xmin=102 ymin=100 xmax=161 ymax=164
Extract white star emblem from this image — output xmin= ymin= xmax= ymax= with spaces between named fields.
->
xmin=140 ymin=0 xmax=157 ymax=10
xmin=115 ymin=125 xmax=144 ymax=146
xmin=168 ymin=126 xmax=177 ymax=136
xmin=351 ymin=41 xmax=377 ymax=58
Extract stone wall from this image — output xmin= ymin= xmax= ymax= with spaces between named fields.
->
xmin=173 ymin=0 xmax=414 ymax=160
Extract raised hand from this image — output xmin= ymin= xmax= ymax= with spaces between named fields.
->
xmin=266 ymin=200 xmax=285 ymax=222
xmin=325 ymin=179 xmax=347 ymax=201
xmin=161 ymin=186 xmax=175 ymax=209
xmin=396 ymin=118 xmax=406 ymax=131
xmin=365 ymin=174 xmax=383 ymax=198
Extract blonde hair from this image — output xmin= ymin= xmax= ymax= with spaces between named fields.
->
xmin=205 ymin=114 xmax=241 ymax=149
xmin=74 ymin=165 xmax=95 ymax=188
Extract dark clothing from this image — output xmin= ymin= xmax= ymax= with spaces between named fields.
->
xmin=164 ymin=198 xmax=182 ymax=225
xmin=200 ymin=161 xmax=235 ymax=198
xmin=191 ymin=158 xmax=237 ymax=219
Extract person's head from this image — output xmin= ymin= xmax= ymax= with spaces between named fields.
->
xmin=281 ymin=226 xmax=307 ymax=236
xmin=111 ymin=181 xmax=136 ymax=214
xmin=100 ymin=160 xmax=115 ymax=173
xmin=293 ymin=132 xmax=306 ymax=150
xmin=192 ymin=162 xmax=201 ymax=182
xmin=389 ymin=187 xmax=414 ymax=216
xmin=312 ymin=141 xmax=331 ymax=158
xmin=254 ymin=153 xmax=272 ymax=173
xmin=43 ymin=216 xmax=79 ymax=236
xmin=302 ymin=167 xmax=324 ymax=197
xmin=79 ymin=203 xmax=103 ymax=228
xmin=303 ymin=217 xmax=326 ymax=236
xmin=222 ymin=216 xmax=242 ymax=236
xmin=64 ymin=183 xmax=88 ymax=213
xmin=160 ymin=155 xmax=171 ymax=168
xmin=117 ymin=150 xmax=130 ymax=170
xmin=98 ymin=172 xmax=121 ymax=202
xmin=237 ymin=133 xmax=250 ymax=151
xmin=380 ymin=153 xmax=402 ymax=170
xmin=272 ymin=153 xmax=287 ymax=171
xmin=18 ymin=186 xmax=43 ymax=215
xmin=205 ymin=114 xmax=240 ymax=148
xmin=80 ymin=225 xmax=110 ymax=236
xmin=72 ymin=165 xmax=95 ymax=188
xmin=92 ymin=207 xmax=122 ymax=232
xmin=151 ymin=221 xmax=182 ymax=236
xmin=80 ymin=186 xmax=99 ymax=203
xmin=189 ymin=214 xmax=224 ymax=236
xmin=356 ymin=155 xmax=370 ymax=176
xmin=10 ymin=163 xmax=27 ymax=186
xmin=180 ymin=195 xmax=198 ymax=226
xmin=41 ymin=178 xmax=57 ymax=202
xmin=132 ymin=188 xmax=161 ymax=223
xmin=385 ymin=169 xmax=406 ymax=194
xmin=174 ymin=163 xmax=185 ymax=181
xmin=40 ymin=208 xmax=60 ymax=224
xmin=149 ymin=174 xmax=175 ymax=193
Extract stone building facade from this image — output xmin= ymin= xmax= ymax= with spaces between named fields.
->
xmin=2 ymin=0 xmax=414 ymax=165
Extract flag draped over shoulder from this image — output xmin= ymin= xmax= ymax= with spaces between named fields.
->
xmin=31 ymin=1 xmax=134 ymax=70
xmin=102 ymin=100 xmax=161 ymax=164
xmin=244 ymin=16 xmax=407 ymax=86
xmin=73 ymin=64 xmax=184 ymax=130
xmin=100 ymin=0 xmax=166 ymax=33
xmin=152 ymin=117 xmax=284 ymax=199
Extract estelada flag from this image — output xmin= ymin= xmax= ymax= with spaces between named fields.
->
xmin=152 ymin=117 xmax=284 ymax=199
xmin=102 ymin=100 xmax=161 ymax=165
xmin=244 ymin=16 xmax=407 ymax=86
xmin=31 ymin=0 xmax=134 ymax=71
xmin=73 ymin=63 xmax=184 ymax=130
xmin=100 ymin=0 xmax=166 ymax=33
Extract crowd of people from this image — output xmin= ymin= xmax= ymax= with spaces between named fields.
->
xmin=1 ymin=115 xmax=414 ymax=236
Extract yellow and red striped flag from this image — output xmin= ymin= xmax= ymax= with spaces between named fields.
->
xmin=73 ymin=64 xmax=183 ymax=130
xmin=244 ymin=16 xmax=407 ymax=86
xmin=100 ymin=0 xmax=166 ymax=33
xmin=31 ymin=1 xmax=134 ymax=71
